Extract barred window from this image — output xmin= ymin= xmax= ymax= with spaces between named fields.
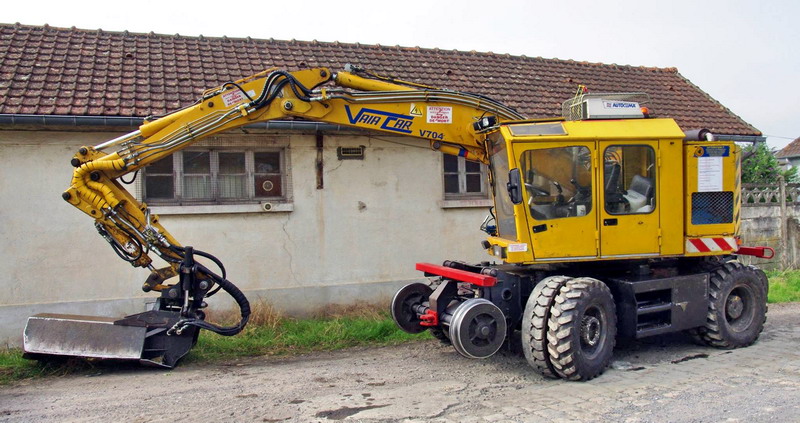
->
xmin=443 ymin=154 xmax=488 ymax=199
xmin=143 ymin=149 xmax=286 ymax=205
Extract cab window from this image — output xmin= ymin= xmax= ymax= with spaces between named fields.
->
xmin=519 ymin=146 xmax=592 ymax=221
xmin=604 ymin=145 xmax=656 ymax=215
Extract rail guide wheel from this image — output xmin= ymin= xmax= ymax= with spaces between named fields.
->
xmin=391 ymin=282 xmax=433 ymax=334
xmin=449 ymin=298 xmax=507 ymax=359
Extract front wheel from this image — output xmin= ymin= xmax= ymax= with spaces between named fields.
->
xmin=521 ymin=275 xmax=573 ymax=379
xmin=546 ymin=278 xmax=617 ymax=381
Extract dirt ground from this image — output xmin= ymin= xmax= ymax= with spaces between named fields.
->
xmin=1 ymin=302 xmax=799 ymax=423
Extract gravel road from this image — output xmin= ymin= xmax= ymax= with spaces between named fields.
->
xmin=1 ymin=303 xmax=799 ymax=423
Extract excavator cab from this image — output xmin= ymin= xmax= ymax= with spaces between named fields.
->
xmin=483 ymin=115 xmax=683 ymax=263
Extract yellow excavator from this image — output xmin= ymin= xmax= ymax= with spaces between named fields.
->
xmin=23 ymin=65 xmax=772 ymax=380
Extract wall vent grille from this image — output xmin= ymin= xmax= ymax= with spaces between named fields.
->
xmin=337 ymin=146 xmax=366 ymax=160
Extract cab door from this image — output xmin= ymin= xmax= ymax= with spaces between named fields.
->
xmin=517 ymin=143 xmax=598 ymax=260
xmin=599 ymin=142 xmax=660 ymax=257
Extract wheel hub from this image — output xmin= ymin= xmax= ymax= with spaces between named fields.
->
xmin=726 ymin=294 xmax=744 ymax=320
xmin=581 ymin=315 xmax=601 ymax=347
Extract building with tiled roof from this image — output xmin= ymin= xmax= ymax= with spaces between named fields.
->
xmin=0 ymin=23 xmax=763 ymax=345
xmin=0 ymin=23 xmax=759 ymax=135
xmin=777 ymin=137 xmax=800 ymax=169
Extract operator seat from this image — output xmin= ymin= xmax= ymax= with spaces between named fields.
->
xmin=624 ymin=175 xmax=654 ymax=213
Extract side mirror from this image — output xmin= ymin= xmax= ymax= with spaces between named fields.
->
xmin=507 ymin=168 xmax=523 ymax=205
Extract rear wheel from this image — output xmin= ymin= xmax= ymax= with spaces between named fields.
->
xmin=547 ymin=278 xmax=617 ymax=381
xmin=520 ymin=276 xmax=573 ymax=379
xmin=698 ymin=262 xmax=768 ymax=348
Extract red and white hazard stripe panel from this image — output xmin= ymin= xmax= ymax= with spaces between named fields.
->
xmin=685 ymin=237 xmax=738 ymax=254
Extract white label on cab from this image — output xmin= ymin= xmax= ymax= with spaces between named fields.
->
xmin=698 ymin=157 xmax=723 ymax=192
xmin=508 ymin=243 xmax=528 ymax=253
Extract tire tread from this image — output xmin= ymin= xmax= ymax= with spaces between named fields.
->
xmin=546 ymin=278 xmax=617 ymax=381
xmin=521 ymin=276 xmax=572 ymax=379
xmin=699 ymin=261 xmax=768 ymax=348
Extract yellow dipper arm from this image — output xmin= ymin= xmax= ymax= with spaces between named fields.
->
xmin=64 ymin=66 xmax=523 ymax=280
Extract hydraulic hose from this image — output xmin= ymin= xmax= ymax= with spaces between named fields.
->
xmin=166 ymin=246 xmax=250 ymax=337
xmin=175 ymin=263 xmax=250 ymax=336
xmin=250 ymin=70 xmax=316 ymax=111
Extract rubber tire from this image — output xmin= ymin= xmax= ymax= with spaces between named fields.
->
xmin=520 ymin=276 xmax=573 ymax=379
xmin=547 ymin=278 xmax=617 ymax=381
xmin=697 ymin=262 xmax=768 ymax=348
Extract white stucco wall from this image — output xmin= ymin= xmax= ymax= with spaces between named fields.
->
xmin=0 ymin=128 xmax=493 ymax=345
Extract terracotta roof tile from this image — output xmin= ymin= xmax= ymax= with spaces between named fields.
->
xmin=0 ymin=23 xmax=759 ymax=135
xmin=777 ymin=138 xmax=800 ymax=159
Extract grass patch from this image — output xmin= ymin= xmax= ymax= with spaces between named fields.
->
xmin=0 ymin=349 xmax=42 ymax=384
xmin=187 ymin=301 xmax=428 ymax=362
xmin=0 ymin=301 xmax=428 ymax=385
xmin=766 ymin=269 xmax=800 ymax=303
xmin=0 ymin=349 xmax=95 ymax=385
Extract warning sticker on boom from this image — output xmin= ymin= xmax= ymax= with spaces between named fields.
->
xmin=427 ymin=106 xmax=452 ymax=124
xmin=221 ymin=89 xmax=256 ymax=107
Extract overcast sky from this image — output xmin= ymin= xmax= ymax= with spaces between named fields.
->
xmin=6 ymin=0 xmax=799 ymax=149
